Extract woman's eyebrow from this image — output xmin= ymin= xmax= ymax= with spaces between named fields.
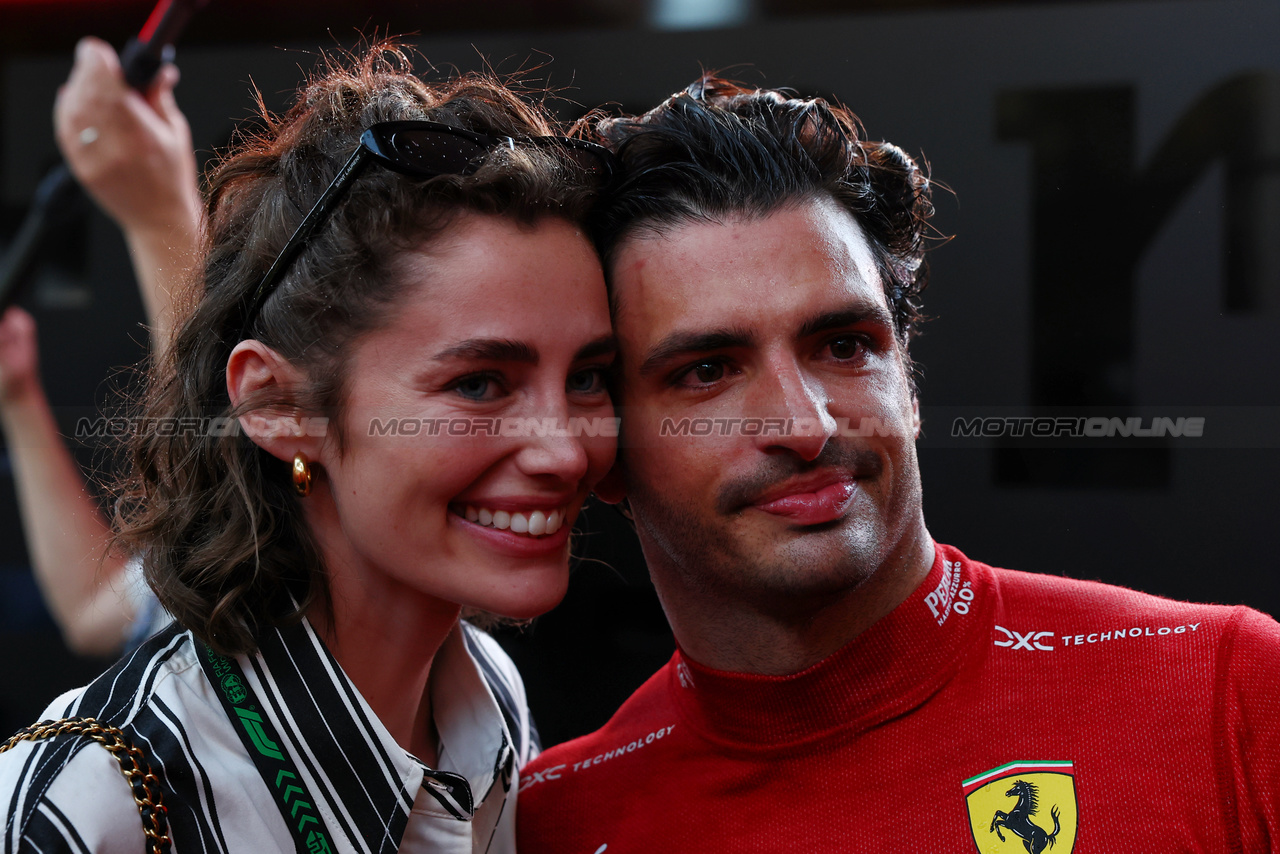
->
xmin=576 ymin=335 xmax=618 ymax=362
xmin=433 ymin=338 xmax=539 ymax=364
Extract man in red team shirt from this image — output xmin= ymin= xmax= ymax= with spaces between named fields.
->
xmin=516 ymin=76 xmax=1280 ymax=853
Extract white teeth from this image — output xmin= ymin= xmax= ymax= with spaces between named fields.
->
xmin=460 ymin=504 xmax=569 ymax=537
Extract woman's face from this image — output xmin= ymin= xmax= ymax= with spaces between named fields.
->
xmin=309 ymin=213 xmax=615 ymax=621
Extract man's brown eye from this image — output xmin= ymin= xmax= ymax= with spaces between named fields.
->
xmin=829 ymin=337 xmax=862 ymax=360
xmin=678 ymin=361 xmax=725 ymax=385
xmin=695 ymin=363 xmax=724 ymax=382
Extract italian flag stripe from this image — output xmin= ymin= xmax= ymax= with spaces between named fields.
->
xmin=962 ymin=761 xmax=1074 ymax=794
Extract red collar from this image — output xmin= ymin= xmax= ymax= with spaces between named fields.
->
xmin=667 ymin=543 xmax=991 ymax=750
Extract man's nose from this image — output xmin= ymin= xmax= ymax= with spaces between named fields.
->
xmin=747 ymin=359 xmax=837 ymax=462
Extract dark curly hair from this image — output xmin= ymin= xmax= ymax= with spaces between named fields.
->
xmin=592 ymin=75 xmax=935 ymax=349
xmin=114 ymin=45 xmax=607 ymax=655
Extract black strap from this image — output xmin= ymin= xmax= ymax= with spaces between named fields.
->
xmin=196 ymin=640 xmax=336 ymax=854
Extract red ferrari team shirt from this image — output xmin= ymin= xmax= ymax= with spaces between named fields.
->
xmin=518 ymin=543 xmax=1280 ymax=853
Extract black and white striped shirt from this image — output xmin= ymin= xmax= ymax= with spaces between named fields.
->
xmin=0 ymin=617 xmax=536 ymax=853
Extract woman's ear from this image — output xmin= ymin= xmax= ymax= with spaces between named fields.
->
xmin=226 ymin=340 xmax=321 ymax=464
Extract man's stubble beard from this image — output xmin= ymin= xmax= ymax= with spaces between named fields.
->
xmin=627 ymin=441 xmax=922 ymax=617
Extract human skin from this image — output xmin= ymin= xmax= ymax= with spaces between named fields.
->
xmin=0 ymin=37 xmax=204 ymax=656
xmin=597 ymin=195 xmax=935 ymax=676
xmin=54 ymin=36 xmax=203 ymax=345
xmin=227 ymin=212 xmax=616 ymax=762
xmin=0 ymin=307 xmax=144 ymax=654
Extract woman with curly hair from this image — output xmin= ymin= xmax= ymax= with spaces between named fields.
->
xmin=0 ymin=45 xmax=617 ymax=854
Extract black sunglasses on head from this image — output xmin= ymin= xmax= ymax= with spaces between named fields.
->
xmin=242 ymin=120 xmax=617 ymax=333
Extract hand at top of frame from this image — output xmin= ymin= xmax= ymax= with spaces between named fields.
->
xmin=54 ymin=36 xmax=203 ymax=241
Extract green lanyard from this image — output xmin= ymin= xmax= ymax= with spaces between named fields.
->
xmin=196 ymin=640 xmax=336 ymax=854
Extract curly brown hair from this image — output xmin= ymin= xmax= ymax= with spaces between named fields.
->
xmin=114 ymin=45 xmax=606 ymax=655
xmin=592 ymin=75 xmax=936 ymax=350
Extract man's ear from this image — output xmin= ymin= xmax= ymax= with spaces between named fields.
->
xmin=226 ymin=340 xmax=320 ymax=463
xmin=593 ymin=457 xmax=629 ymax=505
xmin=912 ymin=394 xmax=922 ymax=441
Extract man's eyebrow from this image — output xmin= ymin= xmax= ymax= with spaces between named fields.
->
xmin=797 ymin=304 xmax=895 ymax=340
xmin=638 ymin=328 xmax=756 ymax=378
xmin=434 ymin=339 xmax=538 ymax=364
xmin=576 ymin=335 xmax=618 ymax=362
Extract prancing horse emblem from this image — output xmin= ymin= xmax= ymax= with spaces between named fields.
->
xmin=989 ymin=780 xmax=1061 ymax=854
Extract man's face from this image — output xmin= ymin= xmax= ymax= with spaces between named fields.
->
xmin=604 ymin=195 xmax=927 ymax=616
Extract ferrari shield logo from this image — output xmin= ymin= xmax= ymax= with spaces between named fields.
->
xmin=963 ymin=761 xmax=1078 ymax=854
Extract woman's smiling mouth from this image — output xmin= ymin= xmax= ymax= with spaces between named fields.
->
xmin=452 ymin=504 xmax=568 ymax=537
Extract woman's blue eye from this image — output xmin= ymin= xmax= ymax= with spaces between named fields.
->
xmin=455 ymin=375 xmax=495 ymax=400
xmin=567 ymin=367 xmax=607 ymax=395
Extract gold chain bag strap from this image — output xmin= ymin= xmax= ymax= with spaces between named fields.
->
xmin=0 ymin=717 xmax=171 ymax=854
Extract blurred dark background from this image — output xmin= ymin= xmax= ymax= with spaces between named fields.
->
xmin=1 ymin=0 xmax=1277 ymax=747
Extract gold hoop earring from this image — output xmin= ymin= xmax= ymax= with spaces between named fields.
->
xmin=292 ymin=452 xmax=312 ymax=497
